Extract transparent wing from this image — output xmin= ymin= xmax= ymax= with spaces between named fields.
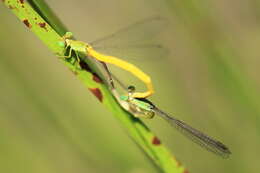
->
xmin=153 ymin=107 xmax=231 ymax=158
xmin=90 ymin=16 xmax=169 ymax=60
xmin=94 ymin=44 xmax=169 ymax=61
xmin=91 ymin=16 xmax=167 ymax=46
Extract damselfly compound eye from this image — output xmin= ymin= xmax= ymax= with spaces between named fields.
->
xmin=64 ymin=32 xmax=73 ymax=38
xmin=128 ymin=86 xmax=136 ymax=93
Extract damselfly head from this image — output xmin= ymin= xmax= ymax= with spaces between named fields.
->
xmin=64 ymin=32 xmax=73 ymax=39
xmin=58 ymin=32 xmax=73 ymax=48
xmin=127 ymin=85 xmax=136 ymax=95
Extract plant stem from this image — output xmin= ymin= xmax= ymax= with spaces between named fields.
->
xmin=2 ymin=1 xmax=187 ymax=172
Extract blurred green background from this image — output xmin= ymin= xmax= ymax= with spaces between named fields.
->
xmin=1 ymin=0 xmax=260 ymax=172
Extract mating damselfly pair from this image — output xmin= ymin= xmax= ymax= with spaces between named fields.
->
xmin=57 ymin=16 xmax=231 ymax=158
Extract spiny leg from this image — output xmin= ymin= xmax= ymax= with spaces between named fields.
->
xmin=74 ymin=51 xmax=82 ymax=67
xmin=58 ymin=47 xmax=79 ymax=66
xmin=58 ymin=46 xmax=73 ymax=59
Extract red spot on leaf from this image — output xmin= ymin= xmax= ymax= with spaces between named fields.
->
xmin=79 ymin=61 xmax=103 ymax=83
xmin=89 ymin=88 xmax=103 ymax=102
xmin=19 ymin=0 xmax=24 ymax=4
xmin=152 ymin=136 xmax=161 ymax=145
xmin=38 ymin=22 xmax=47 ymax=31
xmin=183 ymin=169 xmax=189 ymax=173
xmin=92 ymin=74 xmax=103 ymax=83
xmin=38 ymin=22 xmax=46 ymax=27
xmin=23 ymin=19 xmax=31 ymax=28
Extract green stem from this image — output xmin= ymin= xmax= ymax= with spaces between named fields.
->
xmin=2 ymin=1 xmax=186 ymax=172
